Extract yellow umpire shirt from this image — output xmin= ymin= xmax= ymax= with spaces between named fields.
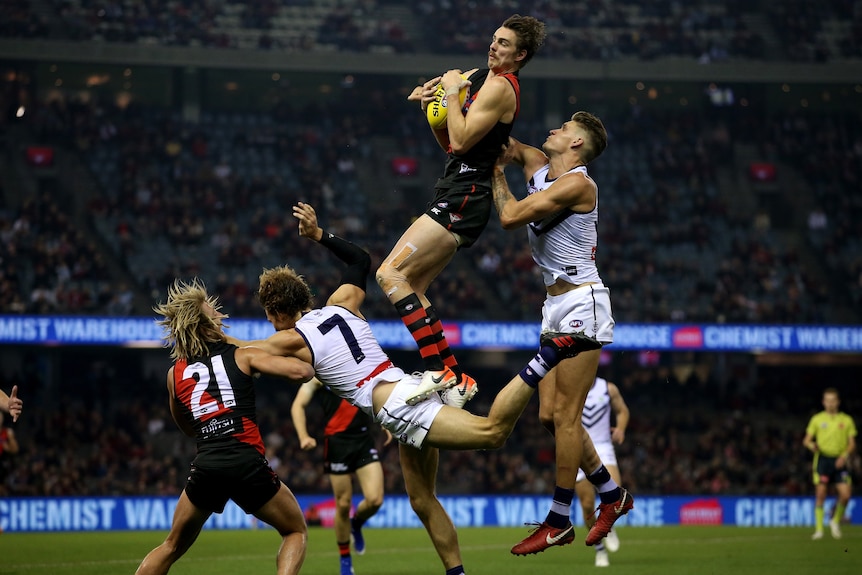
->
xmin=806 ymin=411 xmax=857 ymax=457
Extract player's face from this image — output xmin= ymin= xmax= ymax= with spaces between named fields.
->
xmin=488 ymin=26 xmax=526 ymax=71
xmin=823 ymin=392 xmax=840 ymax=413
xmin=266 ymin=310 xmax=296 ymax=332
xmin=542 ymin=121 xmax=582 ymax=155
xmin=202 ymin=302 xmax=227 ymax=328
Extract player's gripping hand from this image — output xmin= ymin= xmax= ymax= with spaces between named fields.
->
xmin=408 ymin=75 xmax=442 ymax=111
xmin=440 ymin=69 xmax=471 ymax=97
xmin=293 ymin=202 xmax=323 ymax=241
xmin=6 ymin=385 xmax=21 ymax=422
xmin=299 ymin=436 xmax=318 ymax=451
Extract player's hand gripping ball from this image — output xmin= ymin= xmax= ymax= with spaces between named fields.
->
xmin=426 ymin=74 xmax=469 ymax=129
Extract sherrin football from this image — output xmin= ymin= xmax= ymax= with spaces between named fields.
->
xmin=426 ymin=74 xmax=469 ymax=130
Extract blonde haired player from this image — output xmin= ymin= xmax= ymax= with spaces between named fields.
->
xmin=137 ymin=280 xmax=314 ymax=575
xmin=803 ymin=387 xmax=856 ymax=540
xmin=575 ymin=377 xmax=630 ymax=567
xmin=377 ymin=15 xmax=546 ymax=406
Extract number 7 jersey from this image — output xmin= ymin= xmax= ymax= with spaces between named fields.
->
xmin=295 ymin=305 xmax=406 ymax=415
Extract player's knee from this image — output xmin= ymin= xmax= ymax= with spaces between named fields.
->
xmin=486 ymin=421 xmax=512 ymax=449
xmin=376 ymin=262 xmax=407 ymax=293
xmin=335 ymin=495 xmax=352 ymax=515
xmin=365 ymin=493 xmax=384 ymax=511
xmin=406 ymin=489 xmax=437 ymax=518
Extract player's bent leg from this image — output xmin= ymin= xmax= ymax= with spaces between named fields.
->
xmin=352 ymin=462 xmax=386 ymax=555
xmin=399 ymin=444 xmax=463 ymax=570
xmin=537 ymin=368 xmax=558 ymax=436
xmin=253 ymin=483 xmax=308 ymax=575
xmin=376 ymin=215 xmax=458 ymax=302
xmin=135 ymin=490 xmax=211 ymax=575
xmin=329 ymin=473 xmax=354 ymax=551
xmin=551 ymin=350 xmax=600 ymax=494
xmin=425 ymin=375 xmax=536 ymax=450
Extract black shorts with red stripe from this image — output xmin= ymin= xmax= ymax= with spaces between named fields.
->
xmin=185 ymin=449 xmax=281 ymax=514
xmin=425 ymin=184 xmax=492 ymax=248
xmin=324 ymin=433 xmax=380 ymax=475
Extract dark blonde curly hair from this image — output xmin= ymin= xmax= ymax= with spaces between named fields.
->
xmin=257 ymin=265 xmax=313 ymax=320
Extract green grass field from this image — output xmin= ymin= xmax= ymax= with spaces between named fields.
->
xmin=0 ymin=526 xmax=857 ymax=575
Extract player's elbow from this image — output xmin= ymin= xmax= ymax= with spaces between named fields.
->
xmin=498 ymin=214 xmax=519 ymax=230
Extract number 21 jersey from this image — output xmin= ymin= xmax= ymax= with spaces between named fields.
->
xmin=172 ymin=341 xmax=265 ymax=464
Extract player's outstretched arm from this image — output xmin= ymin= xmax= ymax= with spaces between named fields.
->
xmin=293 ymin=201 xmax=370 ymax=315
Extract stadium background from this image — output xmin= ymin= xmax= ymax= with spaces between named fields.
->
xmin=1 ymin=0 xmax=861 ymax=532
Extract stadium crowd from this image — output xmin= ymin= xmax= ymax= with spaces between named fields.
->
xmin=5 ymin=84 xmax=850 ymax=324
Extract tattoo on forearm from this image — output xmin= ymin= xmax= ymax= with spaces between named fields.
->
xmin=492 ymin=169 xmax=515 ymax=214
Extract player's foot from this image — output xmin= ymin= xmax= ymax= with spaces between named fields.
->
xmin=340 ymin=555 xmax=354 ymax=575
xmin=511 ymin=521 xmax=575 ymax=556
xmin=350 ymin=518 xmax=366 ymax=555
xmin=604 ymin=528 xmax=620 ymax=552
xmin=595 ymin=549 xmax=610 ymax=567
xmin=585 ymin=489 xmax=634 ymax=546
xmin=406 ymin=367 xmax=458 ymax=405
xmin=811 ymin=530 xmax=823 ymax=540
xmin=540 ymin=330 xmax=603 ymax=360
xmin=441 ymin=373 xmax=478 ymax=409
xmin=830 ymin=520 xmax=842 ymax=539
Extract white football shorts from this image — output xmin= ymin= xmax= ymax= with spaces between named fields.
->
xmin=376 ymin=373 xmax=445 ymax=449
xmin=541 ymin=283 xmax=615 ymax=344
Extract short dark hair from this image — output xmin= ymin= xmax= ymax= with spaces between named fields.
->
xmin=571 ymin=111 xmax=608 ymax=164
xmin=502 ymin=15 xmax=546 ymax=67
xmin=823 ymin=387 xmax=840 ymax=399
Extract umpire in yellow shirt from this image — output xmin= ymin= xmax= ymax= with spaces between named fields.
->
xmin=803 ymin=387 xmax=857 ymax=540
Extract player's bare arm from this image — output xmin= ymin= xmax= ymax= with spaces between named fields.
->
xmin=291 ymin=379 xmax=321 ymax=450
xmin=608 ymin=382 xmax=630 ymax=445
xmin=240 ymin=346 xmax=315 ymax=382
xmin=166 ymin=369 xmax=196 ymax=438
xmin=446 ymin=74 xmax=515 ymax=155
xmin=499 ymin=136 xmax=549 ymax=174
xmin=409 ymin=75 xmax=451 ymax=150
xmin=233 ymin=329 xmax=312 ymax=363
xmin=294 ymin=201 xmax=369 ymax=316
xmin=492 ymin=165 xmax=596 ymax=229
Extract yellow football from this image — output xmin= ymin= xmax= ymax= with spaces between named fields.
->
xmin=426 ymin=75 xmax=469 ymax=130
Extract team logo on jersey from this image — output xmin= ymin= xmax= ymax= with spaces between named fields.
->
xmin=449 ymin=213 xmax=463 ymax=223
xmin=569 ymin=319 xmax=584 ymax=329
xmin=459 ymin=163 xmax=477 ymax=174
xmin=431 ymin=207 xmax=442 ymax=215
xmin=437 ymin=201 xmax=449 ymax=208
